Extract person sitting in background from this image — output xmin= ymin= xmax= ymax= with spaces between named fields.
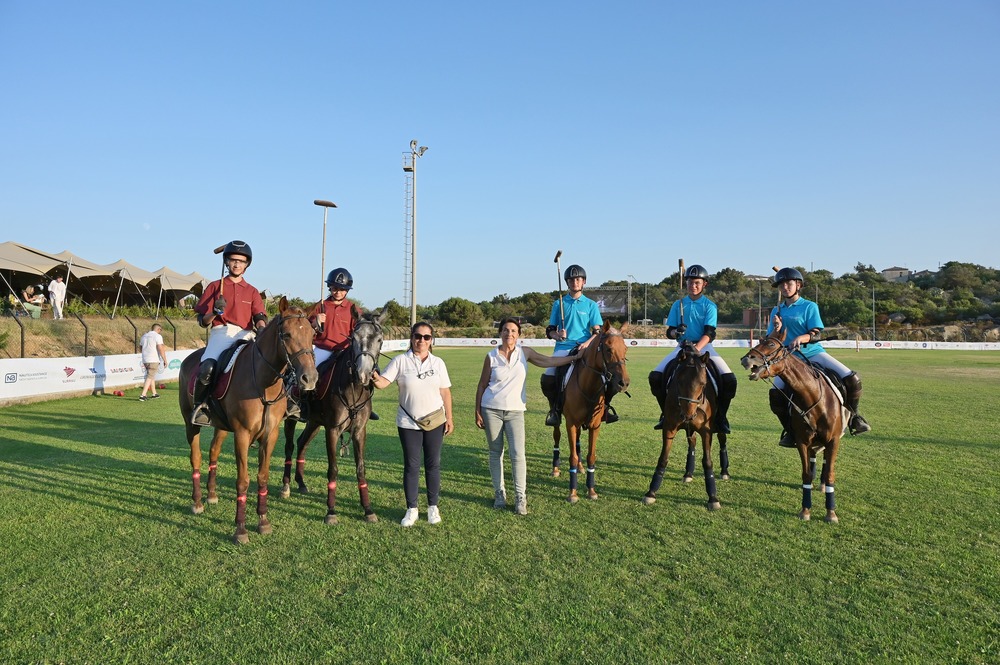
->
xmin=21 ymin=285 xmax=45 ymax=319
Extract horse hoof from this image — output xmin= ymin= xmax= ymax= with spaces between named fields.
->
xmin=551 ymin=468 xmax=561 ymax=478
xmin=568 ymin=494 xmax=579 ymax=504
xmin=257 ymin=521 xmax=272 ymax=535
xmin=298 ymin=486 xmax=309 ymax=495
xmin=364 ymin=513 xmax=378 ymax=524
xmin=233 ymin=531 xmax=250 ymax=545
xmin=682 ymin=475 xmax=693 ymax=484
xmin=324 ymin=514 xmax=339 ymax=525
xmin=191 ymin=504 xmax=204 ymax=515
xmin=578 ymin=464 xmax=585 ymax=474
xmin=799 ymin=510 xmax=811 ymax=521
xmin=279 ymin=484 xmax=291 ymax=499
xmin=642 ymin=495 xmax=656 ymax=505
xmin=207 ymin=496 xmax=218 ymax=505
xmin=721 ymin=474 xmax=730 ymax=481
xmin=825 ymin=512 xmax=839 ymax=524
xmin=707 ymin=501 xmax=721 ymax=511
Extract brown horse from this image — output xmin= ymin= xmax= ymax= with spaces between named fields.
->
xmin=740 ymin=329 xmax=847 ymax=522
xmin=178 ymin=297 xmax=318 ymax=544
xmin=642 ymin=341 xmax=725 ymax=510
xmin=556 ymin=321 xmax=630 ymax=503
xmin=280 ymin=311 xmax=386 ymax=524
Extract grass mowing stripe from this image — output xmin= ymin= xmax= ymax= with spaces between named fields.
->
xmin=0 ymin=348 xmax=998 ymax=663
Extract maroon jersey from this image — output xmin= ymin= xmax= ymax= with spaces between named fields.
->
xmin=195 ymin=277 xmax=265 ymax=330
xmin=309 ymin=298 xmax=357 ymax=352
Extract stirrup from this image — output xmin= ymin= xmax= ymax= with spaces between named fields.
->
xmin=850 ymin=414 xmax=871 ymax=435
xmin=778 ymin=430 xmax=796 ymax=448
xmin=545 ymin=410 xmax=561 ymax=427
xmin=603 ymin=405 xmax=619 ymax=424
xmin=191 ymin=404 xmax=211 ymax=427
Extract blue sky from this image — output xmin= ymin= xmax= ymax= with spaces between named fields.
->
xmin=2 ymin=1 xmax=998 ymax=310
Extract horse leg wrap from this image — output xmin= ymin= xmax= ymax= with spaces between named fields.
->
xmin=552 ymin=446 xmax=560 ymax=469
xmin=586 ymin=468 xmax=596 ymax=490
xmin=257 ymin=489 xmax=268 ymax=517
xmin=719 ymin=445 xmax=729 ymax=475
xmin=236 ymin=492 xmax=248 ymax=526
xmin=569 ymin=466 xmax=578 ymax=491
xmin=705 ymin=472 xmax=717 ymax=500
xmin=649 ymin=467 xmax=666 ymax=494
xmin=809 ymin=457 xmax=817 ymax=480
xmin=825 ymin=484 xmax=836 ymax=511
xmin=685 ymin=447 xmax=696 ymax=477
xmin=192 ymin=471 xmax=202 ymax=504
xmin=802 ymin=484 xmax=812 ymax=510
xmin=327 ymin=481 xmax=337 ymax=513
xmin=358 ymin=481 xmax=370 ymax=509
xmin=296 ymin=458 xmax=306 ymax=484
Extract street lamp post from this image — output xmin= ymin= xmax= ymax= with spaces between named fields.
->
xmin=314 ymin=199 xmax=337 ymax=301
xmin=404 ymin=140 xmax=428 ymax=326
xmin=627 ymin=274 xmax=636 ymax=325
xmin=872 ymin=283 xmax=876 ymax=340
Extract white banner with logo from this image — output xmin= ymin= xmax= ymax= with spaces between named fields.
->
xmin=1 ymin=350 xmax=196 ymax=404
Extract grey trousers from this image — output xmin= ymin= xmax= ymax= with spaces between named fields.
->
xmin=482 ymin=407 xmax=527 ymax=500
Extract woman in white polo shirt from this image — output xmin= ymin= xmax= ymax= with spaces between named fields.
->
xmin=373 ymin=321 xmax=453 ymax=527
xmin=474 ymin=318 xmax=575 ymax=515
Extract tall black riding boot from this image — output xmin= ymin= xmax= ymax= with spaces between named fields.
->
xmin=713 ymin=373 xmax=738 ymax=434
xmin=769 ymin=387 xmax=796 ymax=448
xmin=843 ymin=372 xmax=872 ymax=435
xmin=541 ymin=373 xmax=561 ymax=427
xmin=191 ymin=359 xmax=217 ymax=427
xmin=649 ymin=370 xmax=667 ymax=430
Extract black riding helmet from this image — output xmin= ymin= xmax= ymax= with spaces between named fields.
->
xmin=223 ymin=240 xmax=253 ymax=267
xmin=772 ymin=267 xmax=804 ymax=287
xmin=326 ymin=267 xmax=353 ymax=290
xmin=684 ymin=264 xmax=709 ymax=281
xmin=564 ymin=264 xmax=587 ymax=281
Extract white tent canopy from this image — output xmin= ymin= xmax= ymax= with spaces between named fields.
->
xmin=1 ymin=241 xmax=206 ymax=313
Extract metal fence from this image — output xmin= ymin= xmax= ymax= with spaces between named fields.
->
xmin=0 ymin=314 xmax=208 ymax=359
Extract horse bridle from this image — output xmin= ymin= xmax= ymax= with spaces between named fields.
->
xmin=746 ymin=339 xmax=823 ymax=433
xmin=254 ymin=311 xmax=315 ymax=402
xmin=576 ymin=330 xmax=627 ymax=405
xmin=330 ymin=318 xmax=383 ymax=428
xmin=672 ymin=352 xmax=707 ymax=409
xmin=744 ymin=339 xmax=792 ymax=379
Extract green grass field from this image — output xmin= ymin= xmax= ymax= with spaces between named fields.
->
xmin=1 ymin=348 xmax=998 ymax=664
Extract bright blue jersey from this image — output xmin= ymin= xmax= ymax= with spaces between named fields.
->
xmin=666 ymin=296 xmax=718 ymax=344
xmin=549 ymin=293 xmax=603 ymax=352
xmin=767 ymin=297 xmax=825 ymax=359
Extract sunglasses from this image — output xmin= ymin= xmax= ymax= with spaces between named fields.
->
xmin=412 ymin=333 xmax=433 ymax=341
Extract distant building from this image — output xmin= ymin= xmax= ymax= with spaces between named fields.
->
xmin=881 ymin=266 xmax=911 ymax=283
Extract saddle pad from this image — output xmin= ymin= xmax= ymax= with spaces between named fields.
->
xmin=186 ymin=345 xmax=249 ymax=401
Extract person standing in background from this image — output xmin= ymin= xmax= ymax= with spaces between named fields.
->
xmin=48 ymin=275 xmax=67 ymax=319
xmin=139 ymin=323 xmax=168 ymax=401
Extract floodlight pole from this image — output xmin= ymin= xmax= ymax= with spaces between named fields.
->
xmin=404 ymin=140 xmax=428 ymax=326
xmin=627 ymin=274 xmax=637 ymax=325
xmin=314 ymin=200 xmax=337 ymax=301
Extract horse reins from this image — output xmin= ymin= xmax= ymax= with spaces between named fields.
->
xmin=574 ymin=331 xmax=628 ymax=410
xmin=747 ymin=340 xmax=823 ymax=434
xmin=249 ymin=311 xmax=315 ymax=441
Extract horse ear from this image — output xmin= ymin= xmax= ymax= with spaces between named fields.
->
xmin=700 ymin=351 xmax=710 ymax=363
xmin=376 ymin=308 xmax=389 ymax=326
xmin=602 ymin=320 xmax=611 ymax=333
xmin=279 ymin=295 xmax=289 ymax=312
xmin=620 ymin=322 xmax=630 ymax=335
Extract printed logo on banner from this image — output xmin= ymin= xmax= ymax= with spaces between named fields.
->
xmin=169 ymin=359 xmax=182 ymax=369
xmin=64 ymin=367 xmax=76 ymax=377
xmin=4 ymin=373 xmax=16 ymax=384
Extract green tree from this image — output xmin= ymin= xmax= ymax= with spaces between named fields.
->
xmin=378 ymin=299 xmax=410 ymax=326
xmin=437 ymin=297 xmax=484 ymax=326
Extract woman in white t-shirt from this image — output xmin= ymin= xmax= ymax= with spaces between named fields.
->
xmin=373 ymin=322 xmax=453 ymax=527
xmin=474 ymin=318 xmax=575 ymax=515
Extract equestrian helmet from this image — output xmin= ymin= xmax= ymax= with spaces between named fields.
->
xmin=684 ymin=264 xmax=710 ymax=281
xmin=222 ymin=240 xmax=252 ymax=267
xmin=564 ymin=264 xmax=587 ymax=282
xmin=772 ymin=267 xmax=804 ymax=287
xmin=326 ymin=267 xmax=353 ymax=290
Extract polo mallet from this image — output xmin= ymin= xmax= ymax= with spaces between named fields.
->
xmin=212 ymin=244 xmax=228 ymax=304
xmin=678 ymin=258 xmax=685 ymax=327
xmin=554 ymin=250 xmax=565 ymax=331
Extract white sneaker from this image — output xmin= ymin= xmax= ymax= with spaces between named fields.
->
xmin=427 ymin=505 xmax=442 ymax=525
xmin=400 ymin=507 xmax=419 ymax=527
xmin=493 ymin=490 xmax=507 ymax=509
